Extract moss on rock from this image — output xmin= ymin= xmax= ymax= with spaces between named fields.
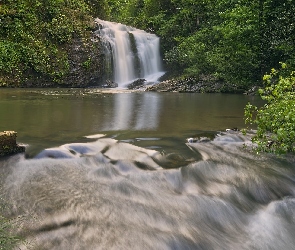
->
xmin=0 ymin=131 xmax=25 ymax=157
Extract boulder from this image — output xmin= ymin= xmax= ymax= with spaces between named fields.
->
xmin=127 ymin=79 xmax=146 ymax=90
xmin=102 ymin=79 xmax=118 ymax=88
xmin=0 ymin=131 xmax=25 ymax=157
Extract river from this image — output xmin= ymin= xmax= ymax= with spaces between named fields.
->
xmin=0 ymin=88 xmax=262 ymax=156
xmin=1 ymin=88 xmax=295 ymax=249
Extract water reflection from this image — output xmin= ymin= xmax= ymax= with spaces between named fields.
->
xmin=103 ymin=92 xmax=161 ymax=131
xmin=0 ymin=89 xmax=264 ymax=155
xmin=135 ymin=93 xmax=161 ymax=130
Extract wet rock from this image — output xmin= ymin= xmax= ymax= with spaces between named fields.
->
xmin=225 ymin=128 xmax=240 ymax=133
xmin=127 ymin=79 xmax=146 ymax=90
xmin=62 ymin=36 xmax=104 ymax=87
xmin=102 ymin=79 xmax=118 ymax=88
xmin=0 ymin=131 xmax=25 ymax=157
xmin=244 ymin=86 xmax=260 ymax=95
xmin=187 ymin=137 xmax=211 ymax=143
xmin=153 ymin=152 xmax=192 ymax=169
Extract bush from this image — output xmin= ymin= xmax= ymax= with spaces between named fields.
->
xmin=245 ymin=63 xmax=295 ymax=153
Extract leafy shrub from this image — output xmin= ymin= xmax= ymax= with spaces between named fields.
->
xmin=245 ymin=63 xmax=295 ymax=153
xmin=48 ymin=14 xmax=75 ymax=43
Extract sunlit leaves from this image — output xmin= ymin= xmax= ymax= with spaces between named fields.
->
xmin=48 ymin=14 xmax=74 ymax=43
xmin=245 ymin=64 xmax=295 ymax=153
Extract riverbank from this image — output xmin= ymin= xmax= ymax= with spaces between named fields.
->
xmin=144 ymin=77 xmax=249 ymax=94
xmin=98 ymin=75 xmax=258 ymax=94
xmin=0 ymin=79 xmax=259 ymax=95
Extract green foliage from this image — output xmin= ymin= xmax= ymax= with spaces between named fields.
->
xmin=1 ymin=0 xmax=294 ymax=87
xmin=261 ymin=0 xmax=295 ymax=70
xmin=162 ymin=0 xmax=261 ymax=87
xmin=0 ymin=215 xmax=19 ymax=249
xmin=47 ymin=14 xmax=75 ymax=43
xmin=245 ymin=63 xmax=295 ymax=153
xmin=164 ymin=30 xmax=212 ymax=77
xmin=82 ymin=57 xmax=92 ymax=70
xmin=0 ymin=196 xmax=20 ymax=249
xmin=0 ymin=0 xmax=105 ymax=86
xmin=106 ymin=0 xmax=295 ymax=88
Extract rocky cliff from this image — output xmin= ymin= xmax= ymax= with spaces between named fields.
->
xmin=21 ymin=31 xmax=105 ymax=88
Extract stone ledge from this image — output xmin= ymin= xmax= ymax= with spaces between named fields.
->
xmin=0 ymin=131 xmax=25 ymax=157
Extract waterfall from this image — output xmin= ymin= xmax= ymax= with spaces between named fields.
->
xmin=95 ymin=19 xmax=164 ymax=88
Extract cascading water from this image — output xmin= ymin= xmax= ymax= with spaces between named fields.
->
xmin=95 ymin=19 xmax=165 ymax=88
xmin=2 ymin=131 xmax=295 ymax=249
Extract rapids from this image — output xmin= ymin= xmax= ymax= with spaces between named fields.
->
xmin=1 ymin=132 xmax=295 ymax=249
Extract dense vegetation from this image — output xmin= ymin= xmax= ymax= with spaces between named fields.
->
xmin=1 ymin=0 xmax=294 ymax=88
xmin=0 ymin=217 xmax=18 ymax=249
xmin=106 ymin=0 xmax=295 ymax=88
xmin=0 ymin=0 xmax=107 ymax=86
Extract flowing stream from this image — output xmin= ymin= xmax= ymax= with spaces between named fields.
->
xmin=96 ymin=19 xmax=165 ymax=87
xmin=1 ymin=89 xmax=295 ymax=249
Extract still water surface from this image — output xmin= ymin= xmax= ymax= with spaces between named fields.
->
xmin=0 ymin=88 xmax=262 ymax=156
xmin=1 ymin=89 xmax=295 ymax=250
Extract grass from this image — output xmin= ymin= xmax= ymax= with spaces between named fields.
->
xmin=0 ymin=196 xmax=21 ymax=249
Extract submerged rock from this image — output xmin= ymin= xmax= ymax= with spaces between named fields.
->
xmin=187 ymin=137 xmax=211 ymax=143
xmin=0 ymin=131 xmax=25 ymax=157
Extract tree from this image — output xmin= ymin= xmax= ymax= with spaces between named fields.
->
xmin=163 ymin=0 xmax=261 ymax=86
xmin=107 ymin=0 xmax=295 ymax=88
xmin=262 ymin=0 xmax=295 ymax=71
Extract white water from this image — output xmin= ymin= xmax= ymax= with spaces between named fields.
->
xmin=2 ymin=131 xmax=295 ymax=249
xmin=95 ymin=19 xmax=165 ymax=87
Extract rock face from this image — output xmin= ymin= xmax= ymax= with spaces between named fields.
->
xmin=21 ymin=31 xmax=105 ymax=88
xmin=62 ymin=36 xmax=104 ymax=87
xmin=0 ymin=131 xmax=25 ymax=157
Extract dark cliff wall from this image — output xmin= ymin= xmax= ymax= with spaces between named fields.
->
xmin=21 ymin=32 xmax=105 ymax=88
